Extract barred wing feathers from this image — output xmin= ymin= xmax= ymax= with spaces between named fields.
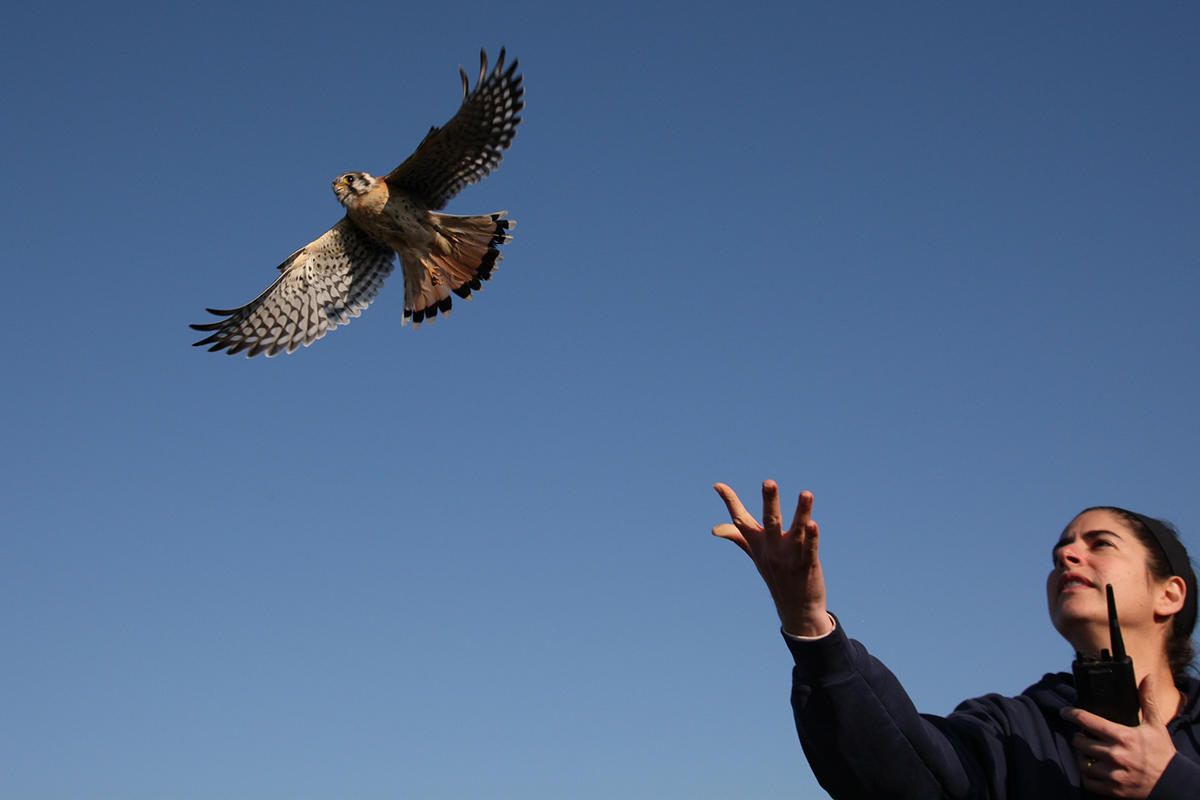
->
xmin=386 ymin=48 xmax=524 ymax=210
xmin=190 ymin=218 xmax=395 ymax=357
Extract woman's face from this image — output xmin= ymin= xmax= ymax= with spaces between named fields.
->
xmin=1046 ymin=509 xmax=1160 ymax=643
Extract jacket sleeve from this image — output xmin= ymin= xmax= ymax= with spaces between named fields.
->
xmin=1149 ymin=751 xmax=1200 ymax=799
xmin=786 ymin=620 xmax=999 ymax=800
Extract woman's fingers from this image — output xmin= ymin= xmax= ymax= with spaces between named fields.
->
xmin=800 ymin=520 xmax=820 ymax=563
xmin=761 ymin=480 xmax=783 ymax=534
xmin=713 ymin=482 xmax=819 ymax=556
xmin=789 ymin=490 xmax=814 ymax=535
xmin=712 ymin=522 xmax=752 ymax=556
xmin=713 ymin=484 xmax=761 ymax=558
xmin=713 ymin=483 xmax=761 ymax=531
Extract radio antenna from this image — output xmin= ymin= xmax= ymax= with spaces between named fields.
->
xmin=1106 ymin=584 xmax=1127 ymax=660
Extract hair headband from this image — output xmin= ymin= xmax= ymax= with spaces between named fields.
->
xmin=1125 ymin=510 xmax=1198 ymax=638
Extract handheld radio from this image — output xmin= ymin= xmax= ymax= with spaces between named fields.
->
xmin=1071 ymin=584 xmax=1140 ymax=726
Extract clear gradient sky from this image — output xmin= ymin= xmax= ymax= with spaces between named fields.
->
xmin=2 ymin=2 xmax=1198 ymax=798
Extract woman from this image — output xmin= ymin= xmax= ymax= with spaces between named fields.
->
xmin=713 ymin=480 xmax=1200 ymax=798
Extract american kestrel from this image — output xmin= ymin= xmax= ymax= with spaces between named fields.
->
xmin=191 ymin=48 xmax=524 ymax=357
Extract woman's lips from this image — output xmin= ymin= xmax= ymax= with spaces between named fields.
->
xmin=1058 ymin=572 xmax=1096 ymax=596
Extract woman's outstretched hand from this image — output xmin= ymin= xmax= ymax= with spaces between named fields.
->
xmin=713 ymin=480 xmax=833 ymax=638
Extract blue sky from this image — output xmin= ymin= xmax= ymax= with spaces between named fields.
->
xmin=2 ymin=2 xmax=1198 ymax=797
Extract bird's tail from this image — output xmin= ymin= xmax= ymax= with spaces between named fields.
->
xmin=402 ymin=211 xmax=515 ymax=327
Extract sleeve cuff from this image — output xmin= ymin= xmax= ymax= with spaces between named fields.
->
xmin=781 ymin=613 xmax=838 ymax=642
xmin=781 ymin=612 xmax=862 ymax=683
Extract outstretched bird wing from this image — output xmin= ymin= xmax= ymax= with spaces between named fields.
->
xmin=191 ymin=218 xmax=394 ymax=357
xmin=385 ymin=48 xmax=524 ymax=210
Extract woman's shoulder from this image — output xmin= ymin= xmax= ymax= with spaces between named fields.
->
xmin=945 ymin=673 xmax=1075 ymax=735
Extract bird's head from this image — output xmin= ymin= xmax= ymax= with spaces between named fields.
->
xmin=332 ymin=172 xmax=378 ymax=207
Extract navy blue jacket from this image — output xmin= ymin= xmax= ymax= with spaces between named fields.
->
xmin=786 ymin=620 xmax=1200 ymax=799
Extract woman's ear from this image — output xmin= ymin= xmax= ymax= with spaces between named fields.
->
xmin=1155 ymin=575 xmax=1187 ymax=619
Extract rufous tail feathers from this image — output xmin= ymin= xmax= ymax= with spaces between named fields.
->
xmin=402 ymin=211 xmax=514 ymax=328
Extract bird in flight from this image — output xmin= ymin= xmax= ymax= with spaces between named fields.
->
xmin=191 ymin=48 xmax=524 ymax=357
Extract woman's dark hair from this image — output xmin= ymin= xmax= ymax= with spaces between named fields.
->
xmin=1086 ymin=506 xmax=1197 ymax=684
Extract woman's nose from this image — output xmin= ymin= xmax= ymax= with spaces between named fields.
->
xmin=1056 ymin=544 xmax=1082 ymax=568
